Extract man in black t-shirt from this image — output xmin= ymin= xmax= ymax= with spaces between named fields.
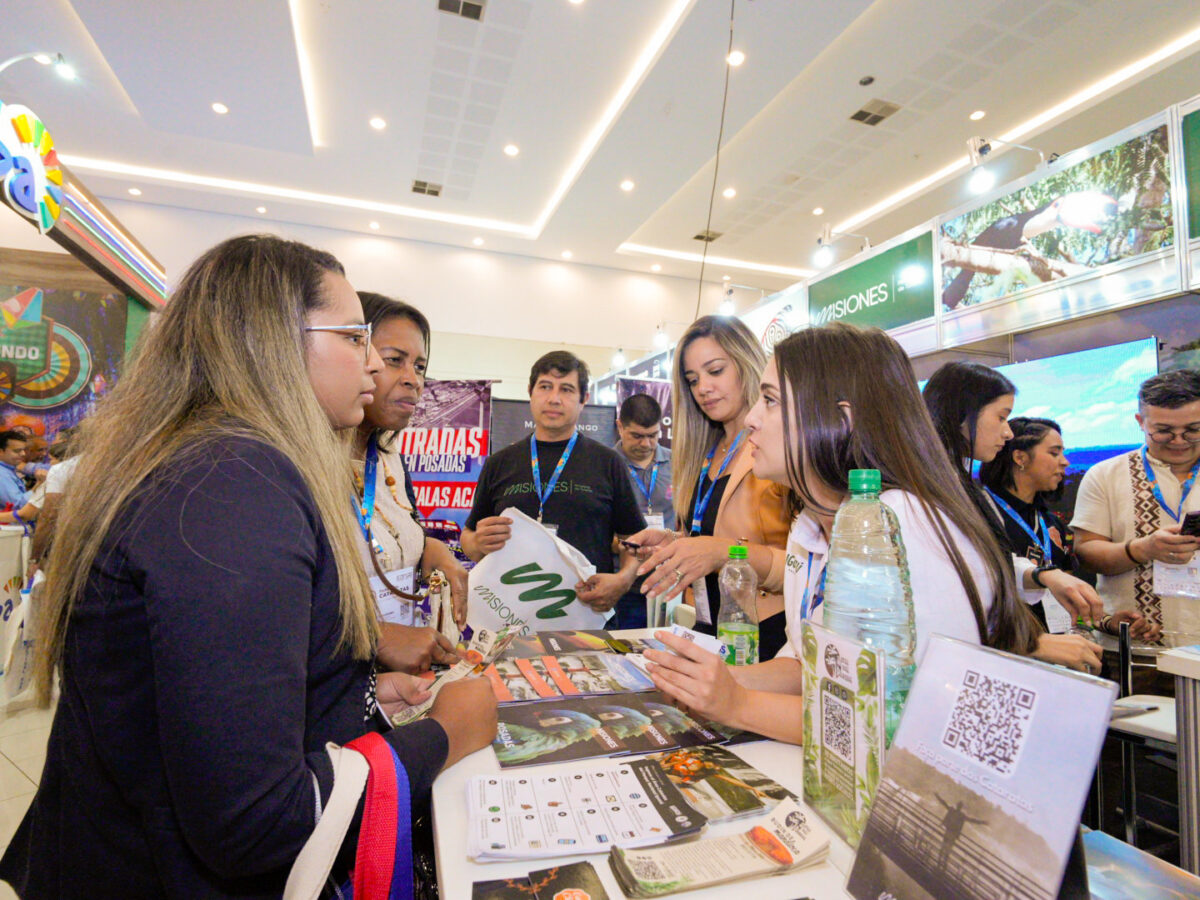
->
xmin=463 ymin=352 xmax=645 ymax=613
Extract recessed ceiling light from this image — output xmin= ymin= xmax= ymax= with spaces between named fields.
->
xmin=722 ymin=274 xmax=731 ymax=281
xmin=369 ymin=116 xmax=387 ymax=130
xmin=473 ymin=236 xmax=484 ymax=246
xmin=969 ymin=110 xmax=986 ymax=121
xmin=726 ymin=50 xmax=746 ymax=67
xmin=569 ymin=0 xmax=585 ymax=4
xmin=503 ymin=144 xmax=520 ymax=157
xmin=620 ymin=179 xmax=635 ymax=192
xmin=211 ymin=102 xmax=229 ymax=115
xmin=127 ymin=187 xmax=141 ymax=196
xmin=369 ymin=221 xmax=380 ymax=230
xmin=650 ymin=263 xmax=662 ymax=272
xmin=812 ymin=206 xmax=824 ymax=215
xmin=722 ymin=187 xmax=736 ymax=199
xmin=256 ymin=206 xmax=267 ymax=214
xmin=561 ymin=250 xmax=573 ymax=260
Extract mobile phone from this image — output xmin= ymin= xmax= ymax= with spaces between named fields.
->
xmin=619 ymin=540 xmax=641 ymax=552
xmin=1182 ymin=510 xmax=1200 ymax=537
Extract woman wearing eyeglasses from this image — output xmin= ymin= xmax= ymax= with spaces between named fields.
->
xmin=2 ymin=236 xmax=497 ymax=897
xmin=1074 ymin=369 xmax=1200 ymax=657
xmin=352 ymin=291 xmax=470 ymax=677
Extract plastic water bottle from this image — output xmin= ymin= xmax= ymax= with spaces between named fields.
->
xmin=717 ymin=545 xmax=759 ymax=665
xmin=823 ymin=469 xmax=915 ymax=745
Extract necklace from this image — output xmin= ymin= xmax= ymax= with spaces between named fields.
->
xmin=378 ymin=454 xmax=414 ymax=512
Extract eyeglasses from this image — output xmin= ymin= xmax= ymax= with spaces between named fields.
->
xmin=304 ymin=322 xmax=373 ymax=363
xmin=1145 ymin=425 xmax=1200 ymax=445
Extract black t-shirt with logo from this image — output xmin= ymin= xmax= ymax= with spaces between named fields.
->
xmin=466 ymin=433 xmax=647 ymax=572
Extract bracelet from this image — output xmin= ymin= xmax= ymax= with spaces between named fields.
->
xmin=1124 ymin=539 xmax=1142 ymax=566
xmin=1030 ymin=565 xmax=1056 ymax=588
xmin=1099 ymin=614 xmax=1115 ymax=635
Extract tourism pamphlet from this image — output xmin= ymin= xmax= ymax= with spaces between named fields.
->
xmin=472 ymin=862 xmax=612 ymax=900
xmin=391 ymin=624 xmax=517 ymax=726
xmin=493 ymin=691 xmax=724 ymax=768
xmin=483 ymin=652 xmax=655 ymax=703
xmin=503 ymin=630 xmax=667 ymax=658
xmin=644 ymin=745 xmax=794 ymax=823
xmin=846 ymin=635 xmax=1116 ymax=900
xmin=467 ymin=758 xmax=706 ymax=861
xmin=1083 ymin=828 xmax=1200 ymax=898
xmin=800 ymin=620 xmax=886 ymax=847
xmin=609 ymin=798 xmax=830 ymax=897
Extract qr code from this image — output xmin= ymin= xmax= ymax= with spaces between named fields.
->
xmin=627 ymin=855 xmax=669 ymax=881
xmin=822 ymin=693 xmax=854 ymax=763
xmin=941 ymin=669 xmax=1036 ymax=775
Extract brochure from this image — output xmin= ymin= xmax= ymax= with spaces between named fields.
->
xmin=467 ymin=758 xmax=706 ymax=861
xmin=391 ymin=624 xmax=517 ymax=726
xmin=528 ymin=862 xmax=611 ymax=900
xmin=493 ymin=691 xmax=725 ymax=768
xmin=645 ymin=745 xmax=794 ymax=823
xmin=1083 ymin=828 xmax=1200 ymax=898
xmin=483 ymin=652 xmax=656 ymax=704
xmin=846 ymin=634 xmax=1116 ymax=900
xmin=502 ymin=630 xmax=667 ymax=658
xmin=800 ymin=620 xmax=886 ymax=847
xmin=609 ymin=798 xmax=830 ymax=897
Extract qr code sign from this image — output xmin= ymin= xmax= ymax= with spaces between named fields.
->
xmin=941 ymin=669 xmax=1036 ymax=776
xmin=822 ymin=692 xmax=854 ymax=763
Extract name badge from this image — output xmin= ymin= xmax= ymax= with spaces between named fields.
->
xmin=644 ymin=514 xmax=665 ymax=531
xmin=1154 ymin=559 xmax=1200 ymax=600
xmin=1041 ymin=589 xmax=1073 ymax=634
xmin=692 ymin=578 xmax=712 ymax=625
xmin=369 ymin=566 xmax=416 ymax=625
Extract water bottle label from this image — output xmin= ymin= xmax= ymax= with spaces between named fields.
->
xmin=692 ymin=579 xmax=711 ymax=625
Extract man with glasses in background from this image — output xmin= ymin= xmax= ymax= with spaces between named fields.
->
xmin=1074 ymin=369 xmax=1200 ymax=690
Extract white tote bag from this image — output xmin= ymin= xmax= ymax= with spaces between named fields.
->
xmin=466 ymin=507 xmax=610 ymax=636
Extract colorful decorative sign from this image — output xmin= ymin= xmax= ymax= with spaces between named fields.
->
xmin=0 ymin=102 xmax=62 ymax=233
xmin=808 ymin=232 xmax=935 ymax=331
xmin=940 ymin=125 xmax=1173 ymax=312
xmin=0 ymin=287 xmax=91 ymax=408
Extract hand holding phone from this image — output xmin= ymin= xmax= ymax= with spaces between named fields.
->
xmin=1181 ymin=510 xmax=1200 ymax=538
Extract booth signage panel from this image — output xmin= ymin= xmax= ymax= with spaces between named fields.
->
xmin=939 ymin=124 xmax=1173 ymax=314
xmin=0 ymin=102 xmax=62 ymax=234
xmin=740 ymin=286 xmax=807 ymax=352
xmin=1185 ymin=108 xmax=1200 ymax=243
xmin=808 ymin=232 xmax=935 ymax=332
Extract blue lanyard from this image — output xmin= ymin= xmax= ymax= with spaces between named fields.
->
xmin=1142 ymin=446 xmax=1200 ymax=523
xmin=629 ymin=461 xmax=659 ymax=514
xmin=354 ymin=434 xmax=386 ymax=557
xmin=984 ymin=487 xmax=1053 ymax=560
xmin=801 ymin=553 xmax=828 ymax=619
xmin=531 ymin=432 xmax=578 ymax=521
xmin=690 ymin=432 xmax=743 ymax=535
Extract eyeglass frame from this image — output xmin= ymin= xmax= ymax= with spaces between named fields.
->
xmin=303 ymin=322 xmax=373 ymax=363
xmin=1143 ymin=422 xmax=1200 ymax=445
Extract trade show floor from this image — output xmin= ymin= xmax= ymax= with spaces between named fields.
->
xmin=0 ymin=701 xmax=52 ymax=900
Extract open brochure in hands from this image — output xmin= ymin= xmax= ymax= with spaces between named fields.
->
xmin=467 ymin=758 xmax=706 ymax=861
xmin=483 ymin=652 xmax=654 ymax=703
xmin=609 ymin=798 xmax=830 ymax=897
xmin=391 ymin=624 xmax=517 ymax=726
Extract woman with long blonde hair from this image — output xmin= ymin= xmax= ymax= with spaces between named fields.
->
xmin=2 ymin=235 xmax=495 ymax=897
xmin=633 ymin=315 xmax=792 ymax=659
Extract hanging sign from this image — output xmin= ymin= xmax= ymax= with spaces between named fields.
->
xmin=808 ymin=232 xmax=935 ymax=331
xmin=0 ymin=102 xmax=63 ymax=233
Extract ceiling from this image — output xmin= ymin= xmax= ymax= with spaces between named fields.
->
xmin=5 ymin=0 xmax=1200 ymax=295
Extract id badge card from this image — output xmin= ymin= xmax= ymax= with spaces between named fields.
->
xmin=370 ymin=566 xmax=416 ymax=625
xmin=644 ymin=514 xmax=665 ymax=531
xmin=1041 ymin=589 xmax=1073 ymax=634
xmin=692 ymin=578 xmax=712 ymax=625
xmin=1154 ymin=559 xmax=1200 ymax=599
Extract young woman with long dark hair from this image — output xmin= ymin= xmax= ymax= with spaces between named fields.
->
xmin=3 ymin=236 xmax=496 ymax=897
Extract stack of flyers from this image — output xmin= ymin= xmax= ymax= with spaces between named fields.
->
xmin=492 ymin=691 xmax=725 ymax=768
xmin=483 ymin=652 xmax=655 ymax=704
xmin=644 ymin=746 xmax=794 ymax=824
xmin=391 ymin=625 xmax=517 ymax=726
xmin=467 ymin=758 xmax=706 ymax=861
xmin=472 ymin=862 xmax=612 ymax=899
xmin=609 ymin=799 xmax=830 ymax=897
xmin=502 ymin=630 xmax=667 ymax=659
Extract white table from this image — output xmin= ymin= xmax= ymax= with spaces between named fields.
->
xmin=1158 ymin=647 xmax=1200 ymax=874
xmin=432 ymin=627 xmax=855 ymax=898
xmin=432 ymin=739 xmax=856 ymax=899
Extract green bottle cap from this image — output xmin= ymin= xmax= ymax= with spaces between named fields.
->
xmin=848 ymin=469 xmax=881 ymax=493
xmin=728 ymin=545 xmax=748 ymax=560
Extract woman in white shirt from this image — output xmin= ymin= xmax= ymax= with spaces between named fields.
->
xmin=642 ymin=324 xmax=1039 ymax=744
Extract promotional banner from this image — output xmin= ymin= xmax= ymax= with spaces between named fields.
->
xmin=940 ymin=124 xmax=1173 ymax=311
xmin=616 ymin=376 xmax=672 ymax=448
xmin=739 ymin=290 xmax=806 ymax=353
xmin=398 ymin=379 xmax=491 ymax=552
xmin=809 ymin=232 xmax=935 ymax=330
xmin=489 ymin=399 xmax=618 ymax=452
xmin=1184 ymin=108 xmax=1200 ymax=241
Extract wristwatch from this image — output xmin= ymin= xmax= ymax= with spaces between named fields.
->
xmin=1030 ymin=565 xmax=1057 ymax=588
